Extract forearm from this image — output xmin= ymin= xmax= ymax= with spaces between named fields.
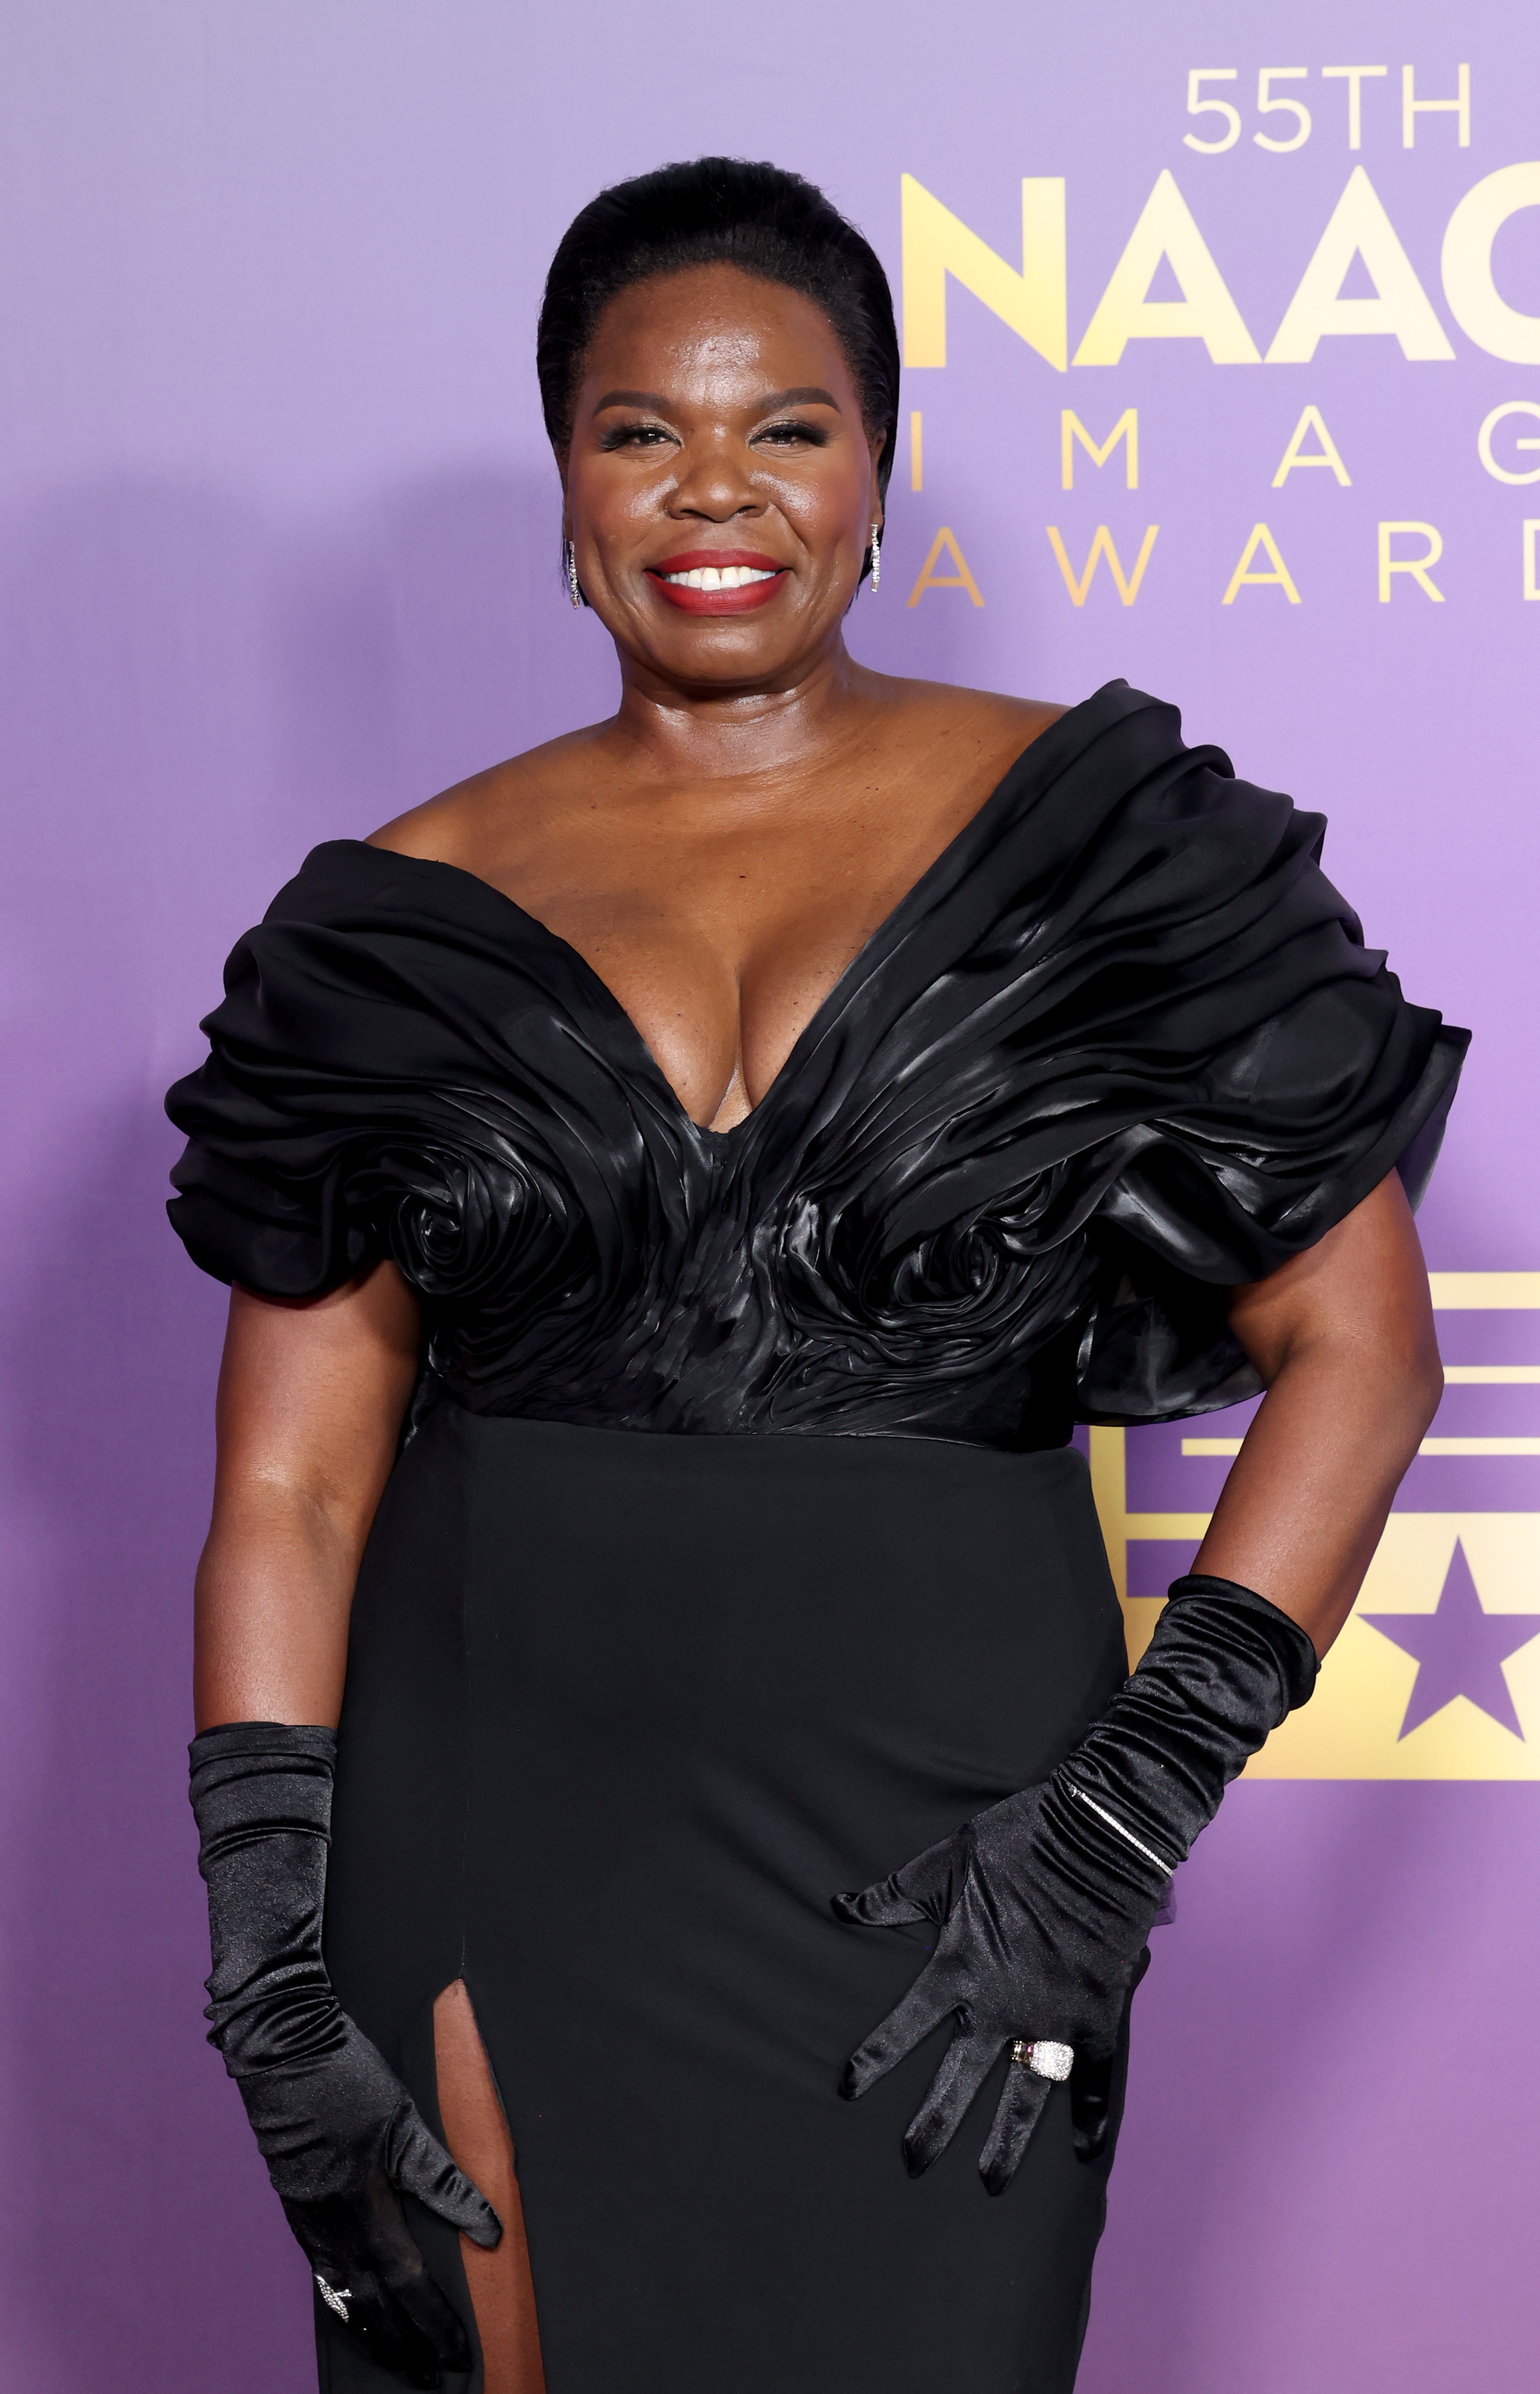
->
xmin=193 ymin=1487 xmax=364 ymax=1730
xmin=1198 ymin=1351 xmax=1431 ymax=1653
xmin=184 ymin=1280 xmax=489 ymax=2372
xmin=193 ymin=1265 xmax=422 ymax=1731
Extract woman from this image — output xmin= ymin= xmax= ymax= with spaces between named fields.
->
xmin=168 ymin=159 xmax=1465 ymax=2394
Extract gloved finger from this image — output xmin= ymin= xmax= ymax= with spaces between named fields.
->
xmin=390 ymin=2104 xmax=504 ymax=2248
xmin=831 ymin=1878 xmax=928 ymax=1928
xmin=1068 ymin=2048 xmax=1116 ymax=2163
xmin=373 ymin=2295 xmax=453 ymax=2393
xmin=978 ymin=2062 xmax=1054 ymax=2197
xmin=373 ymin=2297 xmax=452 ymax=2394
xmin=832 ymin=1830 xmax=960 ymax=1928
xmin=384 ymin=2253 xmax=475 ymax=2379
xmin=900 ymin=2022 xmax=1000 ymax=2177
xmin=292 ymin=2180 xmax=473 ymax=2382
xmin=1071 ymin=1944 xmax=1148 ymax=2164
xmin=839 ymin=1962 xmax=960 ymax=2100
xmin=314 ymin=2265 xmax=444 ymax=2389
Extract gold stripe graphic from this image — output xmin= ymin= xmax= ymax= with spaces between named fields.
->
xmin=1089 ymin=1270 xmax=1540 ymax=1774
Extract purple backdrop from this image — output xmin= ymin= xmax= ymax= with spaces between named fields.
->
xmin=2 ymin=4 xmax=1536 ymax=2387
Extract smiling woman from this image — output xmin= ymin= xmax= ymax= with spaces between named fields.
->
xmin=549 ymin=254 xmax=890 ymax=727
xmin=166 ymin=158 xmax=1464 ymax=2394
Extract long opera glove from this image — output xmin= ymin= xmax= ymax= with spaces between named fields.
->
xmin=834 ymin=1576 xmax=1318 ymax=2193
xmin=189 ymin=1724 xmax=501 ymax=2389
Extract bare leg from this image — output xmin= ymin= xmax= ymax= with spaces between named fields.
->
xmin=432 ymin=1979 xmax=547 ymax=2394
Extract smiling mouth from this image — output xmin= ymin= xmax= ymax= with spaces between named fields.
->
xmin=647 ymin=551 xmax=789 ymax=615
xmin=660 ymin=564 xmax=777 ymax=590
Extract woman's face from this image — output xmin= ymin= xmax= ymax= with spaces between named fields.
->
xmin=562 ymin=263 xmax=885 ymax=693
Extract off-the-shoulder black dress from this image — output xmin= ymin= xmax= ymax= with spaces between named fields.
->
xmin=167 ymin=685 xmax=1464 ymax=2394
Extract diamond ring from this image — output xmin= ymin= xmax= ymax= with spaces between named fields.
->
xmin=1011 ymin=2038 xmax=1074 ymax=2082
xmin=316 ymin=2277 xmax=352 ymax=2323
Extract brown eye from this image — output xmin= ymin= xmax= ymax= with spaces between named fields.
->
xmin=600 ymin=422 xmax=673 ymax=452
xmin=758 ymin=420 xmax=828 ymax=447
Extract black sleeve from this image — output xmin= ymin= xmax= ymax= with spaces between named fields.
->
xmin=1060 ymin=716 xmax=1466 ymax=1423
xmin=164 ymin=843 xmax=568 ymax=1301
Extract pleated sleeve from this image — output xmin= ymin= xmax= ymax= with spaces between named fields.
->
xmin=167 ymin=881 xmax=430 ymax=1297
xmin=1051 ymin=697 xmax=1468 ymax=1421
xmin=163 ymin=843 xmax=647 ymax=1309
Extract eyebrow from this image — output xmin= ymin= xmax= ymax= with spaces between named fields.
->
xmin=589 ymin=384 xmax=844 ymax=417
xmin=759 ymin=386 xmax=843 ymax=413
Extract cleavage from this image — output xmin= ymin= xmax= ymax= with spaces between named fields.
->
xmin=535 ymin=892 xmax=885 ymax=1134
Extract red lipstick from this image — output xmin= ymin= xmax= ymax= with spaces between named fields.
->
xmin=647 ymin=549 xmax=788 ymax=615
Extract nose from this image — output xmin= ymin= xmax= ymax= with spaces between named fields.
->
xmin=669 ymin=429 xmax=765 ymax=524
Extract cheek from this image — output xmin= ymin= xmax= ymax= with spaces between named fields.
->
xmin=571 ymin=462 xmax=674 ymax=547
xmin=769 ymin=453 xmax=871 ymax=547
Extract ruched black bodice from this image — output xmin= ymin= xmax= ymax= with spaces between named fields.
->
xmin=167 ymin=682 xmax=1465 ymax=1445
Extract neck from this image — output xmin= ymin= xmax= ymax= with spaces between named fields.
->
xmin=608 ymin=636 xmax=877 ymax=784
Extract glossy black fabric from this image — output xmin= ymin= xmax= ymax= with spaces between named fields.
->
xmin=834 ymin=1576 xmax=1318 ymax=2192
xmin=1063 ymin=1573 xmax=1319 ymax=1864
xmin=189 ymin=1726 xmax=498 ymax=2388
xmin=166 ymin=681 xmax=1466 ymax=1438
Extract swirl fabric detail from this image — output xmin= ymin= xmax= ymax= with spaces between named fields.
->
xmin=166 ymin=682 xmax=1466 ymax=1445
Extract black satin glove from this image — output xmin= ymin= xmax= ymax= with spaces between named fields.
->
xmin=189 ymin=1724 xmax=501 ymax=2389
xmin=834 ymin=1574 xmax=1318 ymax=2193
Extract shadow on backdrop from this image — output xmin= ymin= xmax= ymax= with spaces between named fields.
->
xmin=0 ymin=458 xmax=606 ymax=2389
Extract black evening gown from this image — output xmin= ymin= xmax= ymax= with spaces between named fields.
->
xmin=167 ymin=683 xmax=1464 ymax=2394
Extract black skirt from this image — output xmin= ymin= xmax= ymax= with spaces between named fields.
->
xmin=318 ymin=1407 xmax=1132 ymax=2394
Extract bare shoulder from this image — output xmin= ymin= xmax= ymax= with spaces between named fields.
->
xmin=892 ymin=677 xmax=1067 ymax=738
xmin=862 ymin=673 xmax=1070 ymax=785
xmin=366 ymin=721 xmax=612 ymax=865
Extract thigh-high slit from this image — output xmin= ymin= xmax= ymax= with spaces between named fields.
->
xmin=316 ymin=1405 xmax=1132 ymax=2394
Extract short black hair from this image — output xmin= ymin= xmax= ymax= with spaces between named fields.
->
xmin=537 ymin=157 xmax=899 ymax=528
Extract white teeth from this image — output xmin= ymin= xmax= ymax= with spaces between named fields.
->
xmin=662 ymin=565 xmax=778 ymax=589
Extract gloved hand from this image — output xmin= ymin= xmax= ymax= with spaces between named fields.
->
xmin=834 ymin=1574 xmax=1318 ymax=2193
xmin=189 ymin=1723 xmax=501 ymax=2389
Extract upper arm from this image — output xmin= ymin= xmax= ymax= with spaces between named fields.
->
xmin=211 ymin=1260 xmax=424 ymax=1549
xmin=1224 ymin=1174 xmax=1440 ymax=1400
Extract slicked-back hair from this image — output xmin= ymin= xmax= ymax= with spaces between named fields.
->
xmin=537 ymin=157 xmax=899 ymax=544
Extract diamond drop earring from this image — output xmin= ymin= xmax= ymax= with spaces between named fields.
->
xmin=564 ymin=538 xmax=582 ymax=610
xmin=869 ymin=527 xmax=881 ymax=590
